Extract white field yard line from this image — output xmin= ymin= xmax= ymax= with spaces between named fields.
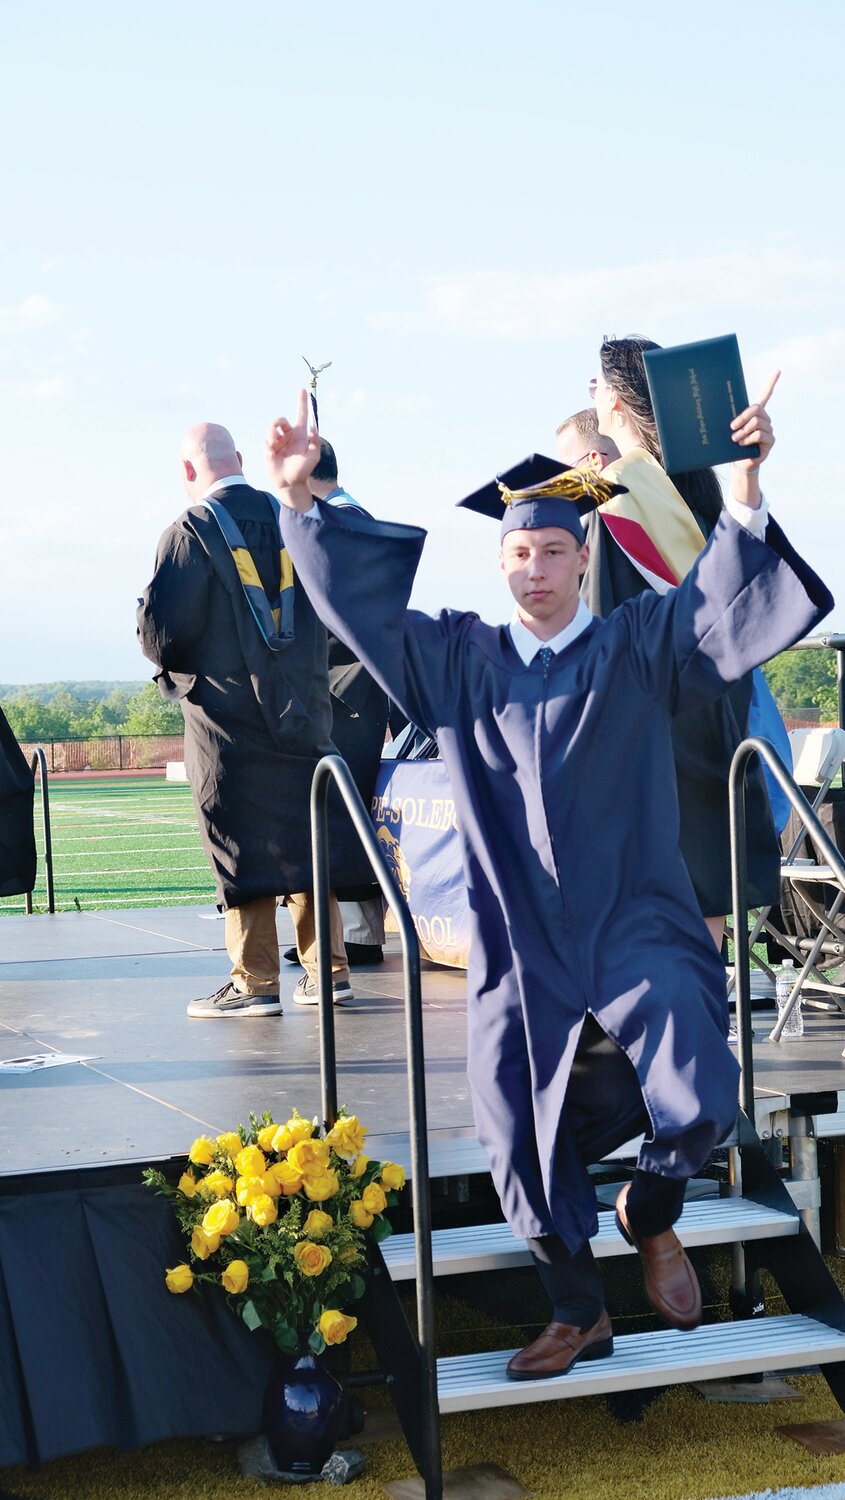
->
xmin=49 ymin=798 xmax=192 ymax=805
xmin=49 ymin=794 xmax=190 ymax=804
xmin=16 ymin=785 xmax=212 ymax=908
xmin=50 ymin=793 xmax=189 ymax=800
xmin=3 ymin=896 xmax=213 ymax=910
xmin=50 ymin=803 xmax=193 ymax=813
xmin=47 ymin=828 xmax=202 ymax=840
xmin=55 ymin=847 xmax=202 ymax=858
xmin=47 ymin=827 xmax=197 ymax=839
xmin=73 ymin=895 xmax=213 ymax=904
xmin=63 ymin=866 xmax=210 ymax=876
xmin=49 ymin=816 xmax=196 ymax=828
xmin=51 ymin=807 xmax=193 ymax=815
xmin=49 ymin=798 xmax=192 ymax=808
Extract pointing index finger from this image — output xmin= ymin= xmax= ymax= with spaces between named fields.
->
xmin=296 ymin=387 xmax=309 ymax=429
xmin=755 ymin=369 xmax=781 ymax=410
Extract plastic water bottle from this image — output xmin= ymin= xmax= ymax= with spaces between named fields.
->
xmin=775 ymin=960 xmax=804 ymax=1038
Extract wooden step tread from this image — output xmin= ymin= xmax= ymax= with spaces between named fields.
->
xmin=381 ymin=1197 xmax=798 ymax=1280
xmin=436 ymin=1314 xmax=845 ymax=1411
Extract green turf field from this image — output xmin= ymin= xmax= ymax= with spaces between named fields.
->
xmin=1 ymin=775 xmax=217 ymax=914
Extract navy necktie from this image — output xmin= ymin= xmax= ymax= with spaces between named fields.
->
xmin=538 ymin=645 xmax=554 ymax=676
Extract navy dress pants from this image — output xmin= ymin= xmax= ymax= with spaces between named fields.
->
xmin=527 ymin=1014 xmax=686 ymax=1326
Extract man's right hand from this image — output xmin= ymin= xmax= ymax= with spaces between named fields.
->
xmin=265 ymin=388 xmax=320 ymax=509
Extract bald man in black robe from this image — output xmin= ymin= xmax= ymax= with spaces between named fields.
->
xmin=138 ymin=423 xmax=367 ymax=1017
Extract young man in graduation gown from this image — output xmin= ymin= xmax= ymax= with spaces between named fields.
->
xmin=263 ymin=387 xmax=832 ymax=1376
xmin=137 ymin=422 xmax=370 ymax=1017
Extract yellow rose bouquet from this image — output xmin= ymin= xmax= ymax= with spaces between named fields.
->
xmin=143 ymin=1108 xmax=406 ymax=1356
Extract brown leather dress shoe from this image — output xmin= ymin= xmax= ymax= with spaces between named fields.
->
xmin=615 ymin=1181 xmax=702 ymax=1330
xmin=506 ymin=1308 xmax=613 ymax=1381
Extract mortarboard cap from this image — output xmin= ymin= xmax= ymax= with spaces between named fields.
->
xmin=458 ymin=454 xmax=564 ymax=521
xmin=457 ymin=452 xmax=627 ymax=544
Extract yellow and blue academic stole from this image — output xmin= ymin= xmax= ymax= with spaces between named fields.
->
xmin=200 ymin=494 xmax=294 ymax=647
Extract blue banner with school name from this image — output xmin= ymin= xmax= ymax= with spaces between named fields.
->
xmin=371 ymin=759 xmax=469 ymax=968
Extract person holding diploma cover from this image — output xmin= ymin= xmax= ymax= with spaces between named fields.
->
xmin=264 ymin=384 xmax=831 ymax=1378
xmin=588 ymin=337 xmax=786 ymax=949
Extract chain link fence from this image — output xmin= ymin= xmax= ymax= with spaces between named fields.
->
xmin=16 ymin=735 xmax=185 ymax=772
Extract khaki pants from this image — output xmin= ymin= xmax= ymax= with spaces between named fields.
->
xmin=283 ymin=891 xmax=349 ymax=984
xmin=227 ymin=892 xmax=349 ymax=992
xmin=226 ymin=897 xmax=280 ymax=996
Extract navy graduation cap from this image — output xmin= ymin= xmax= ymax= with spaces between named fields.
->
xmin=457 ymin=452 xmax=627 ymax=544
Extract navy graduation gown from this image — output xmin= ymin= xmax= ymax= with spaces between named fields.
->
xmin=279 ymin=501 xmax=832 ymax=1252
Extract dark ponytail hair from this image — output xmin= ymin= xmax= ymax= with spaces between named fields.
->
xmin=599 ymin=335 xmax=723 ymax=531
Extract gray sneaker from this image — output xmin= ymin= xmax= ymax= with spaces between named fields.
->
xmin=187 ymin=982 xmax=283 ymax=1019
xmin=293 ymin=976 xmax=354 ymax=1007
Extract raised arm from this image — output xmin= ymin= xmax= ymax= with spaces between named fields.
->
xmin=265 ymin=388 xmax=324 ymax=512
xmin=625 ymin=379 xmax=833 ymax=711
xmin=265 ymin=393 xmax=468 ymax=735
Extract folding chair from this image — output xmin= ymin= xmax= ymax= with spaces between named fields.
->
xmin=726 ymin=727 xmax=845 ymax=1014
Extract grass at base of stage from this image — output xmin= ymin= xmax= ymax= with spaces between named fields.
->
xmin=1 ymin=773 xmax=216 ymax=915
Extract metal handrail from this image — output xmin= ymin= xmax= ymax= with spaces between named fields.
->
xmin=310 ymin=754 xmax=442 ymax=1500
xmin=24 ymin=748 xmax=55 ymax=914
xmin=730 ymin=737 xmax=845 ymax=1106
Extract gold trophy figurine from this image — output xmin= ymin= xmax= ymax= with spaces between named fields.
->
xmin=301 ymin=357 xmax=332 ymax=429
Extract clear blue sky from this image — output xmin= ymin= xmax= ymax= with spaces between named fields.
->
xmin=1 ymin=0 xmax=842 ymax=682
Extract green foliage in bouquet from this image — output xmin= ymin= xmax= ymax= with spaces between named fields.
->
xmin=143 ymin=1108 xmax=406 ymax=1354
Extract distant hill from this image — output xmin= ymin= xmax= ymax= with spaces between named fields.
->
xmin=0 ymin=682 xmax=147 ymax=705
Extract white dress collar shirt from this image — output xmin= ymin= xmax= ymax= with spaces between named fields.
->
xmin=508 ymin=598 xmax=594 ymax=666
xmin=201 ymin=473 xmax=247 ymax=502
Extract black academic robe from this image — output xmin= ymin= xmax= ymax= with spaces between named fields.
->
xmin=136 ymin=483 xmax=368 ymax=906
xmin=279 ymin=500 xmax=832 ymax=1252
xmin=0 ymin=704 xmax=36 ymax=898
xmin=582 ymin=509 xmax=779 ymax=915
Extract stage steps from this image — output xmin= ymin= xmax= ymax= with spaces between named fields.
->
xmin=381 ymin=1196 xmax=799 ymax=1281
xmin=368 ymin=1108 xmax=785 ymax=1185
xmin=365 ymin=1118 xmax=845 ymax=1441
xmin=435 ymin=1315 xmax=845 ymax=1412
xmin=314 ymin=750 xmax=845 ymax=1495
xmin=368 ymin=1130 xmax=646 ymax=1182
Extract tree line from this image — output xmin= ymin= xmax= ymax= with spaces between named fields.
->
xmin=1 ymin=683 xmax=184 ymax=741
xmin=0 ymin=643 xmax=839 ymax=746
xmin=762 ymin=645 xmax=838 ymax=720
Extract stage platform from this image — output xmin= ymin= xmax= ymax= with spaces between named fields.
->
xmin=0 ymin=904 xmax=471 ymax=1181
xmin=2 ymin=904 xmax=845 ymax=1183
xmin=6 ymin=905 xmax=845 ymax=1476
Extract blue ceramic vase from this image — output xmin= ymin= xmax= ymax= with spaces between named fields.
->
xmin=262 ymin=1351 xmax=344 ymax=1476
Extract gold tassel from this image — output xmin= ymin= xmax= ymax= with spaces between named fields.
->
xmin=498 ymin=469 xmax=620 ymax=508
